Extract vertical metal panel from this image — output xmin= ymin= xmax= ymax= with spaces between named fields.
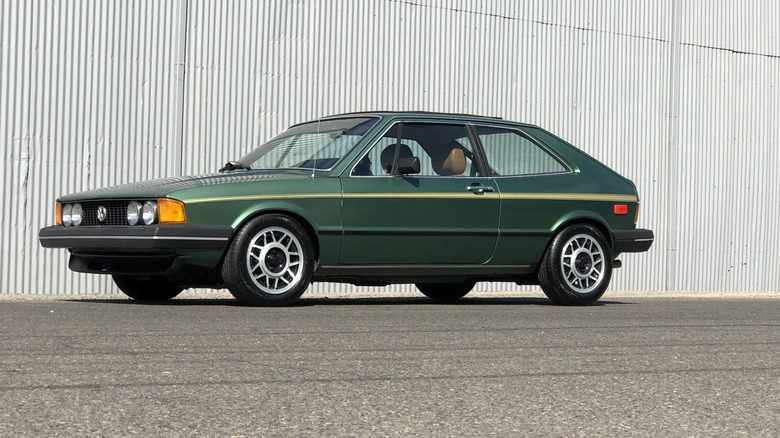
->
xmin=2 ymin=0 xmax=779 ymax=295
xmin=1 ymin=0 xmax=186 ymax=294
xmin=673 ymin=0 xmax=780 ymax=291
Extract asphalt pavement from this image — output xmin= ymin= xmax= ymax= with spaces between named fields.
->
xmin=1 ymin=293 xmax=779 ymax=437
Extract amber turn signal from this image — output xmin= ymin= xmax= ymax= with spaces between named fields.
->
xmin=158 ymin=198 xmax=187 ymax=224
xmin=55 ymin=202 xmax=62 ymax=226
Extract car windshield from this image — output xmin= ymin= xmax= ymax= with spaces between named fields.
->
xmin=239 ymin=117 xmax=378 ymax=171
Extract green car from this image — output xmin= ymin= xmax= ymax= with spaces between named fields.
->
xmin=39 ymin=112 xmax=654 ymax=306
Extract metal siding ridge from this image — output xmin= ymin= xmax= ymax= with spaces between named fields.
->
xmin=173 ymin=0 xmax=188 ymax=177
xmin=665 ymin=0 xmax=682 ymax=290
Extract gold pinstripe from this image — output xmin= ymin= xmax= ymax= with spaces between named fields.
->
xmin=500 ymin=193 xmax=637 ymax=202
xmin=184 ymin=192 xmax=636 ymax=204
xmin=185 ymin=193 xmax=342 ymax=204
xmin=343 ymin=193 xmax=496 ymax=199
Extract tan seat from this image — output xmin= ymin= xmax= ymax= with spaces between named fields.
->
xmin=432 ymin=145 xmax=466 ymax=176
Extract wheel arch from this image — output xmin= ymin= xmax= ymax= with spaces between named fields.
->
xmin=533 ymin=212 xmax=614 ymax=273
xmin=551 ymin=212 xmax=614 ymax=249
xmin=219 ymin=207 xmax=322 ymax=273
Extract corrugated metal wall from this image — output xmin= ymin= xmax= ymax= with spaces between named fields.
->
xmin=2 ymin=0 xmax=779 ymax=295
xmin=673 ymin=1 xmax=780 ymax=291
xmin=1 ymin=0 xmax=187 ymax=295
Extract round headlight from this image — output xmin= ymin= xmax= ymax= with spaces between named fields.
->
xmin=62 ymin=204 xmax=73 ymax=227
xmin=127 ymin=201 xmax=142 ymax=226
xmin=71 ymin=203 xmax=83 ymax=226
xmin=142 ymin=201 xmax=158 ymax=225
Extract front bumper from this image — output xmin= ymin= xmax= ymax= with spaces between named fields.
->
xmin=39 ymin=225 xmax=233 ymax=250
xmin=613 ymin=228 xmax=654 ymax=253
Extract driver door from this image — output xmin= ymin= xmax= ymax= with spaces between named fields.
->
xmin=339 ymin=122 xmax=500 ymax=265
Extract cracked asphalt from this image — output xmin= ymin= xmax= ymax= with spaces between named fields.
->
xmin=1 ymin=293 xmax=779 ymax=436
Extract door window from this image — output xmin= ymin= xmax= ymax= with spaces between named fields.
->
xmin=352 ymin=123 xmax=482 ymax=177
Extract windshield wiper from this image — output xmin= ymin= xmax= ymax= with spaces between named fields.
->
xmin=219 ymin=161 xmax=251 ymax=172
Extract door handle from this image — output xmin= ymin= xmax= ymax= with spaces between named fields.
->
xmin=466 ymin=185 xmax=495 ymax=194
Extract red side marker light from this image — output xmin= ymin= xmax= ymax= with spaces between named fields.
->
xmin=614 ymin=204 xmax=628 ymax=215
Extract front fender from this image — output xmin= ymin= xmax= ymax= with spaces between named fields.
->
xmin=226 ymin=198 xmax=343 ymax=265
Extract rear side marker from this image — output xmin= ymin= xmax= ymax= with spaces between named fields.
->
xmin=614 ymin=204 xmax=628 ymax=215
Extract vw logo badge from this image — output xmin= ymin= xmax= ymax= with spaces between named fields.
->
xmin=96 ymin=206 xmax=108 ymax=223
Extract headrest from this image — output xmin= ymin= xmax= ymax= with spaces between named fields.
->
xmin=380 ymin=143 xmax=413 ymax=174
xmin=432 ymin=144 xmax=466 ymax=176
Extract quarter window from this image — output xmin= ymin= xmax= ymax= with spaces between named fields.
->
xmin=475 ymin=126 xmax=567 ymax=176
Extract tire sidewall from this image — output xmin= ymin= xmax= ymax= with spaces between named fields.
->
xmin=542 ymin=224 xmax=613 ymax=305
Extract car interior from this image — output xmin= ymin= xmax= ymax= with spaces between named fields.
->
xmin=352 ymin=123 xmax=481 ymax=177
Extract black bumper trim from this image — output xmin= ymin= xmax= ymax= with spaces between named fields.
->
xmin=613 ymin=228 xmax=654 ymax=253
xmin=69 ymin=254 xmax=187 ymax=275
xmin=39 ymin=225 xmax=233 ymax=250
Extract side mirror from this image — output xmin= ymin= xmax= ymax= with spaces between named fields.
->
xmin=395 ymin=157 xmax=420 ymax=175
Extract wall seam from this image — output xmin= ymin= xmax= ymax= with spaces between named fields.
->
xmin=173 ymin=0 xmax=189 ymax=176
xmin=665 ymin=0 xmax=683 ymax=291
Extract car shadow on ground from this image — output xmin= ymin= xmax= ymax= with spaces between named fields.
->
xmin=63 ymin=296 xmax=630 ymax=307
xmin=297 ymin=297 xmax=631 ymax=307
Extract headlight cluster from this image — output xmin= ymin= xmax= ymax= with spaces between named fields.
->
xmin=60 ymin=203 xmax=83 ymax=227
xmin=126 ymin=201 xmax=159 ymax=225
xmin=56 ymin=199 xmax=186 ymax=226
xmin=128 ymin=199 xmax=186 ymax=225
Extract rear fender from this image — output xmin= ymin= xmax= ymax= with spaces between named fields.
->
xmin=551 ymin=210 xmax=613 ymax=248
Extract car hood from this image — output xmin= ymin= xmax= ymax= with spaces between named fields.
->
xmin=58 ymin=170 xmax=316 ymax=202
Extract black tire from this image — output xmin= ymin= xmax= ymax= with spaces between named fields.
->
xmin=112 ymin=274 xmax=183 ymax=302
xmin=222 ymin=214 xmax=315 ymax=306
xmin=538 ymin=224 xmax=613 ymax=305
xmin=416 ymin=280 xmax=476 ymax=302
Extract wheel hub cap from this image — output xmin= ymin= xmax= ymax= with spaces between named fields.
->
xmin=265 ymin=248 xmax=287 ymax=274
xmin=574 ymin=251 xmax=593 ymax=276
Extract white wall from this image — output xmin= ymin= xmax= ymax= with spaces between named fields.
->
xmin=2 ymin=0 xmax=779 ymax=295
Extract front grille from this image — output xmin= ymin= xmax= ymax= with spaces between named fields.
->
xmin=78 ymin=200 xmax=134 ymax=226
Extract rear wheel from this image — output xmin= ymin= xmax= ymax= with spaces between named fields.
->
xmin=416 ymin=280 xmax=476 ymax=302
xmin=222 ymin=214 xmax=315 ymax=306
xmin=112 ymin=274 xmax=183 ymax=302
xmin=538 ymin=224 xmax=612 ymax=305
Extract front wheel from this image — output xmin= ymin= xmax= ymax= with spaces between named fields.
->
xmin=112 ymin=275 xmax=183 ymax=302
xmin=538 ymin=224 xmax=613 ymax=305
xmin=222 ymin=214 xmax=315 ymax=306
xmin=416 ymin=280 xmax=476 ymax=302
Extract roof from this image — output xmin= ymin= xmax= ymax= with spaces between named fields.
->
xmin=289 ymin=111 xmax=542 ymax=130
xmin=318 ymin=111 xmax=504 ymax=121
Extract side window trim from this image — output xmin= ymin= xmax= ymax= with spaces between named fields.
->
xmin=346 ymin=121 xmax=399 ymax=178
xmin=470 ymin=123 xmax=573 ymax=177
xmin=465 ymin=123 xmax=493 ymax=178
